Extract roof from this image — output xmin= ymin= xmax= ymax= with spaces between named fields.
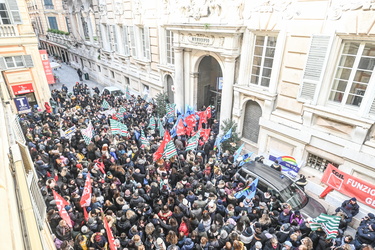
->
xmin=239 ymin=161 xmax=293 ymax=191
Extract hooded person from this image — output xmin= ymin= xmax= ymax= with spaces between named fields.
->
xmin=240 ymin=226 xmax=253 ymax=248
xmin=181 ymin=237 xmax=194 ymax=250
xmin=276 ymin=223 xmax=291 ymax=243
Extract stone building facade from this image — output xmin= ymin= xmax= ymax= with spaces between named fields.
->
xmin=32 ymin=0 xmax=375 ymax=218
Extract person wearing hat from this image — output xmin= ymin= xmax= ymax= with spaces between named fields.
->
xmin=360 ymin=213 xmax=375 ymax=227
xmin=282 ymin=240 xmax=293 ymax=250
xmin=335 ymin=197 xmax=360 ymax=223
xmin=354 ymin=223 xmax=375 ymax=249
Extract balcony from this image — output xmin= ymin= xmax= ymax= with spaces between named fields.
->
xmin=46 ymin=31 xmax=71 ymax=47
xmin=0 ymin=24 xmax=19 ymax=37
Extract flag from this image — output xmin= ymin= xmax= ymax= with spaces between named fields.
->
xmin=164 ymin=140 xmax=177 ymax=160
xmin=140 ymin=129 xmax=150 ymax=147
xmin=61 ymin=125 xmax=77 ymax=139
xmin=309 ymin=214 xmax=341 ymax=239
xmin=205 ymin=106 xmax=211 ymax=119
xmin=52 ymin=190 xmax=73 ymax=228
xmin=126 ymin=85 xmax=131 ymax=100
xmin=103 ymin=215 xmax=116 ymax=250
xmin=119 ymin=107 xmax=126 ymax=114
xmin=81 ymin=121 xmax=94 ymax=145
xmin=176 ymin=118 xmax=186 ymax=136
xmin=157 ymin=118 xmax=165 ymax=137
xmin=148 ymin=116 xmax=156 ymax=130
xmin=220 ymin=128 xmax=232 ymax=143
xmin=186 ymin=130 xmax=201 ymax=151
xmin=213 ymin=136 xmax=221 ymax=151
xmin=234 ymin=178 xmax=259 ymax=200
xmin=101 ymin=99 xmax=110 ymax=109
xmin=239 ymin=152 xmax=253 ymax=167
xmin=166 ymin=103 xmax=176 ymax=119
xmin=185 ymin=105 xmax=195 ymax=116
xmin=114 ymin=112 xmax=123 ymax=120
xmin=80 ymin=173 xmax=92 ymax=207
xmin=200 ymin=128 xmax=211 ymax=142
xmin=233 ymin=143 xmax=245 ymax=162
xmin=153 ymin=131 xmax=171 ymax=161
xmin=110 ymin=119 xmax=128 ymax=136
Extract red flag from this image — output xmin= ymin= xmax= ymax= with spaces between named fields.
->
xmin=176 ymin=119 xmax=186 ymax=136
xmin=83 ymin=207 xmax=89 ymax=222
xmin=185 ymin=114 xmax=196 ymax=128
xmin=205 ymin=106 xmax=211 ymax=119
xmin=80 ymin=173 xmax=92 ymax=207
xmin=104 ymin=216 xmax=116 ymax=250
xmin=52 ymin=190 xmax=73 ymax=228
xmin=153 ymin=131 xmax=171 ymax=161
xmin=200 ymin=128 xmax=211 ymax=142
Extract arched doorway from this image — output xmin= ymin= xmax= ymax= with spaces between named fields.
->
xmin=242 ymin=100 xmax=262 ymax=143
xmin=165 ymin=74 xmax=174 ymax=103
xmin=197 ymin=56 xmax=223 ymax=115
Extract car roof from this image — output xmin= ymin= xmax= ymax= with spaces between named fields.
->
xmin=103 ymin=86 xmax=122 ymax=91
xmin=240 ymin=161 xmax=293 ymax=191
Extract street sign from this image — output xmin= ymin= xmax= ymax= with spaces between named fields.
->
xmin=14 ymin=96 xmax=31 ymax=114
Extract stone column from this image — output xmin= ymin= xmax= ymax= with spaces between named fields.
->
xmin=174 ymin=48 xmax=185 ymax=113
xmin=86 ymin=12 xmax=94 ymax=44
xmin=219 ymin=56 xmax=236 ymax=131
xmin=191 ymin=72 xmax=199 ymax=110
xmin=184 ymin=49 xmax=192 ymax=106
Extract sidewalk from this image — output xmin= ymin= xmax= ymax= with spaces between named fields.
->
xmin=48 ymin=59 xmax=104 ymax=94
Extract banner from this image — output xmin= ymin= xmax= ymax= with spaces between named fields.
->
xmin=322 ymin=164 xmax=375 ymax=209
xmin=14 ymin=96 xmax=31 ymax=113
xmin=39 ymin=50 xmax=55 ymax=84
xmin=269 ymin=155 xmax=300 ymax=179
xmin=11 ymin=83 xmax=34 ymax=95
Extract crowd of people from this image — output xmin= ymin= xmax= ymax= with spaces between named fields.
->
xmin=20 ymin=82 xmax=375 ymax=250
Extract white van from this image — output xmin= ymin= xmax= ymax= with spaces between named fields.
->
xmin=101 ymin=86 xmax=124 ymax=97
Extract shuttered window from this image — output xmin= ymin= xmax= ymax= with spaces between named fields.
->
xmin=299 ymin=35 xmax=331 ymax=103
xmin=0 ymin=0 xmax=21 ymax=24
xmin=7 ymin=0 xmax=21 ymax=24
xmin=250 ymin=36 xmax=277 ymax=87
xmin=129 ymin=26 xmax=137 ymax=58
xmin=329 ymin=42 xmax=375 ymax=108
xmin=166 ymin=30 xmax=174 ymax=65
xmin=0 ymin=55 xmax=33 ymax=69
xmin=121 ymin=25 xmax=130 ymax=56
xmin=141 ymin=27 xmax=151 ymax=61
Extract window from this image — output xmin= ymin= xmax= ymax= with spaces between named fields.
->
xmin=48 ymin=16 xmax=58 ymax=30
xmin=305 ymin=153 xmax=339 ymax=172
xmin=97 ymin=65 xmax=101 ymax=72
xmin=129 ymin=26 xmax=137 ymax=57
xmin=111 ymin=70 xmax=114 ymax=78
xmin=0 ymin=0 xmax=21 ymax=24
xmin=329 ymin=42 xmax=375 ymax=108
xmin=120 ymin=26 xmax=130 ymax=56
xmin=101 ymin=24 xmax=110 ymax=51
xmin=44 ymin=0 xmax=53 ymax=9
xmin=250 ymin=35 xmax=277 ymax=87
xmin=166 ymin=30 xmax=174 ymax=64
xmin=140 ymin=27 xmax=151 ymax=60
xmin=112 ymin=25 xmax=118 ymax=52
xmin=0 ymin=55 xmax=33 ymax=70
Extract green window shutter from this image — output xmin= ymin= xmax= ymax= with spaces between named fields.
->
xmin=299 ymin=35 xmax=332 ymax=103
xmin=7 ymin=0 xmax=22 ymax=24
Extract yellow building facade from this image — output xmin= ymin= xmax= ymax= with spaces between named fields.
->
xmin=0 ymin=0 xmax=55 ymax=249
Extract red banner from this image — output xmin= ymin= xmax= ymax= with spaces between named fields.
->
xmin=322 ymin=164 xmax=375 ymax=209
xmin=80 ymin=173 xmax=92 ymax=207
xmin=52 ymin=190 xmax=73 ymax=227
xmin=39 ymin=50 xmax=55 ymax=84
xmin=103 ymin=216 xmax=116 ymax=250
xmin=11 ymin=83 xmax=34 ymax=95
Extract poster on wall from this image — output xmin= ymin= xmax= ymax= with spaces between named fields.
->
xmin=269 ymin=155 xmax=300 ymax=179
xmin=322 ymin=164 xmax=375 ymax=209
xmin=14 ymin=96 xmax=31 ymax=114
xmin=39 ymin=50 xmax=55 ymax=84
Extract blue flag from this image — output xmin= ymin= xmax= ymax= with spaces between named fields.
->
xmin=239 ymin=152 xmax=253 ymax=166
xmin=233 ymin=143 xmax=244 ymax=162
xmin=234 ymin=178 xmax=259 ymax=199
xmin=220 ymin=128 xmax=232 ymax=143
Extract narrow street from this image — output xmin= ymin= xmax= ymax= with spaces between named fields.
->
xmin=48 ymin=58 xmax=105 ymax=94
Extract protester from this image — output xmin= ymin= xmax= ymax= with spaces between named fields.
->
xmin=20 ymin=83 xmax=372 ymax=250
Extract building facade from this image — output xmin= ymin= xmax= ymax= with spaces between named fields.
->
xmin=0 ymin=0 xmax=56 ymax=248
xmin=31 ymin=0 xmax=375 ymax=222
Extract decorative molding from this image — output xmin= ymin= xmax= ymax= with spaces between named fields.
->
xmin=179 ymin=0 xmax=222 ymax=20
xmin=98 ymin=4 xmax=107 ymax=16
xmin=328 ymin=0 xmax=375 ymax=20
xmin=188 ymin=34 xmax=215 ymax=46
xmin=252 ymin=0 xmax=298 ymax=20
xmin=114 ymin=1 xmax=124 ymax=16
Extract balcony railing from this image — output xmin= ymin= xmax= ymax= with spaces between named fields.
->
xmin=44 ymin=4 xmax=54 ymax=9
xmin=0 ymin=24 xmax=19 ymax=37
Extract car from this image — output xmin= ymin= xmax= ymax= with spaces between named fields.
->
xmin=235 ymin=161 xmax=326 ymax=219
xmin=101 ymin=86 xmax=124 ymax=97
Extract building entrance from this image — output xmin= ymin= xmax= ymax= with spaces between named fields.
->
xmin=197 ymin=56 xmax=222 ymax=116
